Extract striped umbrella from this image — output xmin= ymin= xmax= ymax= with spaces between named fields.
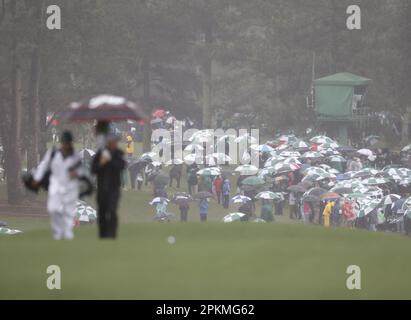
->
xmin=172 ymin=192 xmax=192 ymax=205
xmin=303 ymin=167 xmax=329 ymax=176
xmin=273 ymin=162 xmax=300 ymax=174
xmin=75 ymin=204 xmax=97 ymax=223
xmin=310 ymin=136 xmax=336 ymax=144
xmin=231 ymin=195 xmax=252 ymax=204
xmin=303 ymin=172 xmax=335 ymax=182
xmin=361 ymin=177 xmax=391 ymax=186
xmin=329 ymin=155 xmax=346 ymax=163
xmin=381 ymin=194 xmax=401 ymax=206
xmin=292 ymin=140 xmax=310 ymax=150
xmin=256 ymin=191 xmax=284 ymax=201
xmin=352 ymin=168 xmax=380 ymax=179
xmin=280 ymin=151 xmax=301 ymax=158
xmin=320 ymin=148 xmax=341 ymax=156
xmin=264 ymin=156 xmax=285 ymax=168
xmin=399 ymin=177 xmax=411 ymax=187
xmin=223 ymin=212 xmax=247 ymax=223
xmin=149 ymin=197 xmax=170 ymax=205
xmin=347 ymin=193 xmax=370 ymax=200
xmin=282 ymin=157 xmax=302 ymax=165
xmin=357 ymin=199 xmax=381 ymax=217
xmin=354 ymin=186 xmax=384 ymax=198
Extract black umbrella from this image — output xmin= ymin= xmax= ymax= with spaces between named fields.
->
xmin=129 ymin=159 xmax=149 ymax=172
xmin=305 ymin=187 xmax=327 ymax=198
xmin=153 ymin=174 xmax=169 ymax=187
xmin=299 ymin=181 xmax=313 ymax=189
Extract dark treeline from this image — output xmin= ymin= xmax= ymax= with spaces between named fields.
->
xmin=0 ymin=0 xmax=410 ymax=204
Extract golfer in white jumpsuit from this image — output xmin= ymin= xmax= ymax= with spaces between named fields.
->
xmin=34 ymin=132 xmax=81 ymax=240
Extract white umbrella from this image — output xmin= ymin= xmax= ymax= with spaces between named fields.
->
xmin=0 ymin=227 xmax=23 ymax=235
xmin=357 ymin=149 xmax=373 ymax=157
xmin=234 ymin=164 xmax=259 ymax=175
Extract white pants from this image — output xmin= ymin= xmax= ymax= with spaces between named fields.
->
xmin=49 ymin=208 xmax=75 ymax=240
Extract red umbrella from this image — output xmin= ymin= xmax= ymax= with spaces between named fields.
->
xmin=56 ymin=95 xmax=147 ymax=123
xmin=152 ymin=109 xmax=166 ymax=118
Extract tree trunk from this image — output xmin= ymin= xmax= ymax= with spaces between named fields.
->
xmin=142 ymin=52 xmax=152 ymax=152
xmin=4 ymin=0 xmax=23 ymax=205
xmin=6 ymin=59 xmax=23 ymax=204
xmin=26 ymin=2 xmax=43 ymax=169
xmin=201 ymin=22 xmax=213 ymax=129
xmin=401 ymin=107 xmax=411 ymax=146
xmin=27 ymin=49 xmax=41 ymax=169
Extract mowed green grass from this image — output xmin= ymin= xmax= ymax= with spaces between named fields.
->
xmin=1 ymin=222 xmax=411 ymax=300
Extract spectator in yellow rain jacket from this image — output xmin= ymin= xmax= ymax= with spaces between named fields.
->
xmin=126 ymin=135 xmax=134 ymax=159
xmin=322 ymin=201 xmax=334 ymax=227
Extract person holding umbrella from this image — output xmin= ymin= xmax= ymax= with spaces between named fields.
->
xmin=213 ymin=175 xmax=223 ymax=205
xmin=222 ymin=177 xmax=231 ymax=209
xmin=172 ymin=192 xmax=192 ymax=222
xmin=91 ymin=133 xmax=127 ymax=239
xmin=199 ymin=198 xmax=209 ymax=222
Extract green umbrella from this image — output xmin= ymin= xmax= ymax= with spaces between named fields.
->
xmin=223 ymin=212 xmax=247 ymax=223
xmin=241 ymin=176 xmax=265 ymax=186
xmin=357 ymin=199 xmax=381 ymax=218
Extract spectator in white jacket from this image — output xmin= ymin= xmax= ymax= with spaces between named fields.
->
xmin=33 ymin=131 xmax=82 ymax=240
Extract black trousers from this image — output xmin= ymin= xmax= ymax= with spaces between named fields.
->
xmin=223 ymin=194 xmax=229 ymax=209
xmin=97 ymin=190 xmax=120 ymax=239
